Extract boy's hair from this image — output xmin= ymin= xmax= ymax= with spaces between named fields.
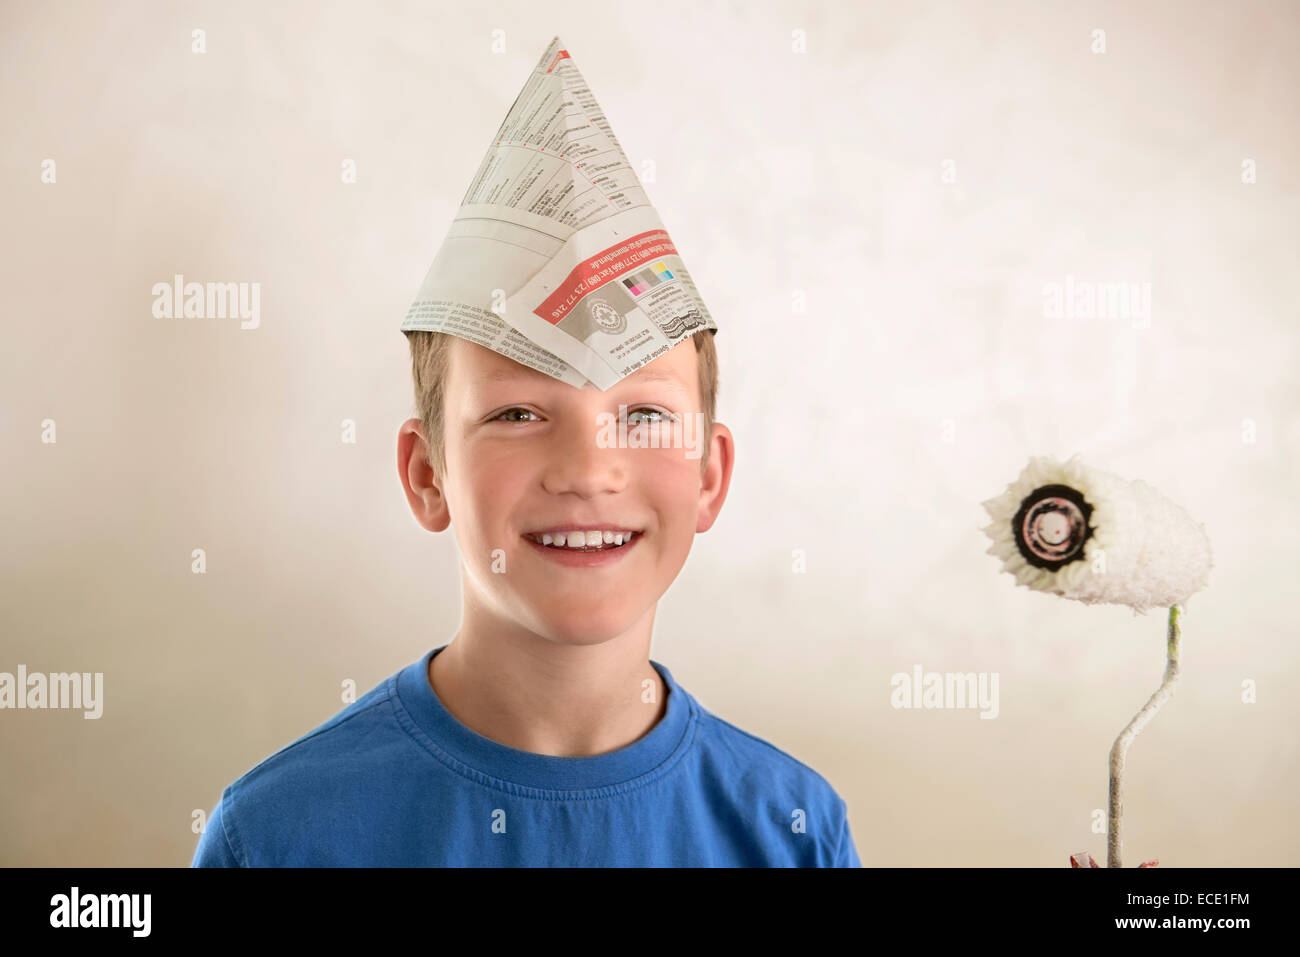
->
xmin=405 ymin=329 xmax=719 ymax=480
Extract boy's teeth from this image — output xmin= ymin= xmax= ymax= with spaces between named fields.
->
xmin=532 ymin=530 xmax=636 ymax=550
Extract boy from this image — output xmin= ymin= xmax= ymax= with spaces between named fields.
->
xmin=192 ymin=36 xmax=860 ymax=867
xmin=192 ymin=328 xmax=860 ymax=867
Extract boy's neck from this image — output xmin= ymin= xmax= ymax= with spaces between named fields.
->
xmin=426 ymin=607 xmax=668 ymax=758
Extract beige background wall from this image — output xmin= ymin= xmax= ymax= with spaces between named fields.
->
xmin=2 ymin=0 xmax=1297 ymax=866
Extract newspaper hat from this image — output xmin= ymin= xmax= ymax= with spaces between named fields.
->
xmin=401 ymin=36 xmax=717 ymax=390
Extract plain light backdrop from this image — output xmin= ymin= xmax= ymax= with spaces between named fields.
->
xmin=2 ymin=0 xmax=1297 ymax=866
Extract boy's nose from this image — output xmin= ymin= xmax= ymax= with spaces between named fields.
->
xmin=540 ymin=415 xmax=627 ymax=498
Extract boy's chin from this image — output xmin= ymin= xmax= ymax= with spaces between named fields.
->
xmin=529 ymin=608 xmax=645 ymax=646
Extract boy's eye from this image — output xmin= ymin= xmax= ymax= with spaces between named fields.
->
xmin=627 ymin=407 xmax=674 ymax=426
xmin=492 ymin=406 xmax=675 ymax=424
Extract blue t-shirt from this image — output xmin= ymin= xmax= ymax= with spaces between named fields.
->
xmin=192 ymin=645 xmax=861 ymax=867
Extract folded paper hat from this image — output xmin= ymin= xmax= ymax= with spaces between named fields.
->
xmin=401 ymin=36 xmax=717 ymax=390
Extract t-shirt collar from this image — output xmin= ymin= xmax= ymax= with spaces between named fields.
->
xmin=393 ymin=644 xmax=694 ymax=794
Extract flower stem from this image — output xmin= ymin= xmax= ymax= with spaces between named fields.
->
xmin=1107 ymin=604 xmax=1182 ymax=867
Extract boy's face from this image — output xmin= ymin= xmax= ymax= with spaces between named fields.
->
xmin=399 ymin=337 xmax=734 ymax=647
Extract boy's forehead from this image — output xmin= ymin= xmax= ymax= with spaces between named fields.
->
xmin=454 ymin=336 xmax=696 ymax=392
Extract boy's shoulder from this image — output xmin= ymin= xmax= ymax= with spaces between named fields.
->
xmin=226 ymin=671 xmax=399 ymax=791
xmin=192 ymin=670 xmax=407 ymax=866
xmin=674 ymin=692 xmax=858 ymax=866
xmin=688 ymin=696 xmax=850 ymax=810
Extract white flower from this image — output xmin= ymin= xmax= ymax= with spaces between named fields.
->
xmin=981 ymin=453 xmax=1212 ymax=614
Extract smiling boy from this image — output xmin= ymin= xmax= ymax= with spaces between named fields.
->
xmin=192 ymin=327 xmax=860 ymax=867
xmin=191 ymin=35 xmax=860 ymax=868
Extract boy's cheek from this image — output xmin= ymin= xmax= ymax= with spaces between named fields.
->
xmin=636 ymin=448 xmax=709 ymax=487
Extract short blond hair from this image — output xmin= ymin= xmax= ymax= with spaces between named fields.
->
xmin=405 ymin=330 xmax=718 ymax=479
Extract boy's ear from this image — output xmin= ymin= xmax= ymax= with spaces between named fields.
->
xmin=398 ymin=418 xmax=451 ymax=533
xmin=696 ymin=422 xmax=735 ymax=534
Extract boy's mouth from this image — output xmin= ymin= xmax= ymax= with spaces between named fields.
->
xmin=520 ymin=528 xmax=643 ymax=568
xmin=522 ymin=529 xmax=640 ymax=552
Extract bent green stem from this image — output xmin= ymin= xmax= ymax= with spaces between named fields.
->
xmin=1107 ymin=604 xmax=1182 ymax=868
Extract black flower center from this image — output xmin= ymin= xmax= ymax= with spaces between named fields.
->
xmin=1011 ymin=484 xmax=1094 ymax=570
